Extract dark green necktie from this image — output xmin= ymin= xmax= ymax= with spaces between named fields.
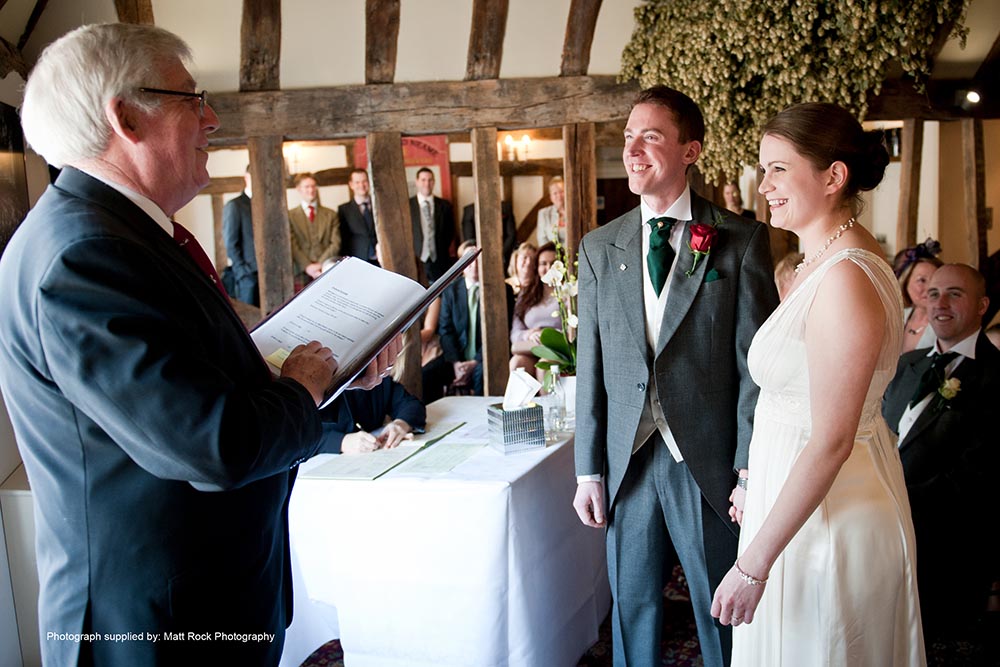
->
xmin=646 ymin=216 xmax=677 ymax=296
xmin=908 ymin=351 xmax=958 ymax=408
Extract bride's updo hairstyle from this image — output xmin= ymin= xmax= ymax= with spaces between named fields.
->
xmin=762 ymin=103 xmax=890 ymax=214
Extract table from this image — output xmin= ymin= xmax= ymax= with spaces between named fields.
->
xmin=280 ymin=396 xmax=611 ymax=667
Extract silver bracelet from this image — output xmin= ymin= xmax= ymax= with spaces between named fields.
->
xmin=736 ymin=477 xmax=748 ymax=490
xmin=735 ymin=560 xmax=768 ymax=586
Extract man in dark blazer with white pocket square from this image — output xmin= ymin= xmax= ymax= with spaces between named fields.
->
xmin=573 ymin=86 xmax=777 ymax=667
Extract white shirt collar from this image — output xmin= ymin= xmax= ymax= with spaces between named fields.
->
xmin=80 ymin=168 xmax=173 ymax=236
xmin=639 ymin=185 xmax=693 ymax=225
xmin=355 ymin=196 xmax=371 ymax=206
xmin=301 ymin=201 xmax=317 ymax=213
xmin=417 ymin=193 xmax=434 ymax=206
xmin=930 ymin=329 xmax=980 ymax=361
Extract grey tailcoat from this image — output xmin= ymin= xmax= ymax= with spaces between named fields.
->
xmin=575 ymin=192 xmax=777 ymax=531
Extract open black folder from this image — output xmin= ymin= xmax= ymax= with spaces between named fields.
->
xmin=251 ymin=249 xmax=480 ymax=408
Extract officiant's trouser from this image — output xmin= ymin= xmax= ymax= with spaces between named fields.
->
xmin=607 ymin=433 xmax=735 ymax=667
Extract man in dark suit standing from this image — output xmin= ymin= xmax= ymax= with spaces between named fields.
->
xmin=883 ymin=263 xmax=999 ymax=644
xmin=572 ymin=86 xmax=777 ymax=667
xmin=461 ymin=200 xmax=517 ymax=269
xmin=339 ymin=168 xmax=379 ymax=264
xmin=0 ymin=23 xmax=395 ymax=666
xmin=430 ymin=240 xmax=483 ymax=396
xmin=409 ymin=167 xmax=455 ymax=283
xmin=223 ymin=166 xmax=259 ymax=305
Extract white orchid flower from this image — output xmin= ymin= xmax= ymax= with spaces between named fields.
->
xmin=567 ymin=314 xmax=579 ymax=328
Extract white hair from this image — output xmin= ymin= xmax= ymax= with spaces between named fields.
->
xmin=20 ymin=23 xmax=192 ymax=167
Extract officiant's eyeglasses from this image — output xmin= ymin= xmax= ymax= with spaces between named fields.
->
xmin=138 ymin=87 xmax=208 ymax=116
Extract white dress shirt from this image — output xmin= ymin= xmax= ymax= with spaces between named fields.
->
xmin=82 ymin=169 xmax=173 ymax=236
xmin=633 ymin=187 xmax=693 ymax=463
xmin=897 ymin=329 xmax=979 ymax=442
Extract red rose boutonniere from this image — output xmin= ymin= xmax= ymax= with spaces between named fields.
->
xmin=685 ymin=222 xmax=719 ymax=276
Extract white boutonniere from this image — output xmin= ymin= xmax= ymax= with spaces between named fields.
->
xmin=938 ymin=377 xmax=960 ymax=402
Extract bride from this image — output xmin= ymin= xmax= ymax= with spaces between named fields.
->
xmin=711 ymin=103 xmax=924 ymax=666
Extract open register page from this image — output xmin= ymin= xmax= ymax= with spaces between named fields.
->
xmin=250 ymin=251 xmax=479 ymax=408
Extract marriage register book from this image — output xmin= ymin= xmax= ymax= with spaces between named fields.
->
xmin=250 ymin=251 xmax=479 ymax=408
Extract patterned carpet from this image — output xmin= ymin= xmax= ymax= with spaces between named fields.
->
xmin=299 ymin=567 xmax=997 ymax=666
xmin=301 ymin=565 xmax=702 ymax=667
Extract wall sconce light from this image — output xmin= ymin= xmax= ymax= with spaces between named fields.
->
xmin=283 ymin=142 xmax=302 ymax=175
xmin=500 ymin=134 xmax=531 ymax=162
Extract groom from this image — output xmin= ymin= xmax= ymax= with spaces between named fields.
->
xmin=573 ymin=86 xmax=777 ymax=666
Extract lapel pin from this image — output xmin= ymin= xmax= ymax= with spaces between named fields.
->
xmin=620 ymin=263 xmax=627 ymax=271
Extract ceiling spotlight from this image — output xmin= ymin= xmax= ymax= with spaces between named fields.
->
xmin=955 ymin=89 xmax=982 ymax=111
xmin=965 ymin=90 xmax=981 ymax=104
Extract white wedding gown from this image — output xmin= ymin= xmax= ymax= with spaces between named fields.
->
xmin=733 ymin=249 xmax=925 ymax=666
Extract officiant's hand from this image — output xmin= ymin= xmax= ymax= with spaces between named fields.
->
xmin=350 ymin=334 xmax=404 ymax=391
xmin=282 ymin=340 xmax=337 ymax=406
xmin=378 ymin=419 xmax=414 ymax=449
xmin=342 ymin=431 xmax=379 ymax=454
xmin=573 ymin=481 xmax=606 ymax=528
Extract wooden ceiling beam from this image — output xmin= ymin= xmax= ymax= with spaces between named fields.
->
xmin=972 ymin=29 xmax=1000 ymax=93
xmin=240 ymin=0 xmax=281 ymax=91
xmin=560 ymin=0 xmax=601 ymax=77
xmin=114 ymin=0 xmax=154 ymax=25
xmin=208 ymin=75 xmax=638 ymax=145
xmin=466 ymin=0 xmax=508 ymax=80
xmin=865 ymin=78 xmax=1000 ymax=120
xmin=17 ymin=0 xmax=49 ymax=50
xmin=366 ymin=0 xmax=400 ymax=84
xmin=0 ymin=35 xmax=28 ymax=79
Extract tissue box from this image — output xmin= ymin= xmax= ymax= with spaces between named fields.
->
xmin=487 ymin=403 xmax=545 ymax=454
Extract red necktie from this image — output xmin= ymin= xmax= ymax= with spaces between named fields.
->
xmin=172 ymin=221 xmax=229 ymax=298
xmin=308 ymin=205 xmax=315 ymax=222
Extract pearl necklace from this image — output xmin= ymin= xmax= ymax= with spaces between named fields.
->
xmin=795 ymin=218 xmax=855 ymax=274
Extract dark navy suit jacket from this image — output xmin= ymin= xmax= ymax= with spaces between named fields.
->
xmin=318 ymin=377 xmax=427 ymax=452
xmin=410 ymin=195 xmax=455 ymax=282
xmin=0 ymin=168 xmax=326 ymax=665
xmin=338 ymin=199 xmax=378 ymax=263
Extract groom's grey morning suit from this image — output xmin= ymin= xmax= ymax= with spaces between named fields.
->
xmin=575 ymin=189 xmax=777 ymax=666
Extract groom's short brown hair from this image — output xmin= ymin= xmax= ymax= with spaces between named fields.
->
xmin=633 ymin=86 xmax=705 ymax=146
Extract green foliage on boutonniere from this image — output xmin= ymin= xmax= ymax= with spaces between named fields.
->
xmin=685 ymin=210 xmax=724 ymax=277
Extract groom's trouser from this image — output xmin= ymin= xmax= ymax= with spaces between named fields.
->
xmin=607 ymin=433 xmax=735 ymax=667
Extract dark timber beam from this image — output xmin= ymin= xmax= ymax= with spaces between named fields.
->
xmin=248 ymin=136 xmax=294 ymax=314
xmin=961 ymin=118 xmax=988 ymax=269
xmin=470 ymin=127 xmax=509 ymax=395
xmin=866 ymin=78 xmax=1000 ymax=120
xmin=0 ymin=35 xmax=27 ymax=79
xmin=466 ymin=0 xmax=508 ymax=81
xmin=560 ymin=0 xmax=601 ymax=76
xmin=895 ymin=119 xmax=923 ymax=252
xmin=208 ymin=75 xmax=639 ymax=145
xmin=114 ymin=0 xmax=153 ymax=25
xmin=211 ymin=193 xmax=226 ymax=271
xmin=366 ymin=0 xmax=400 ymax=84
xmin=240 ymin=0 xmax=281 ymax=92
xmin=563 ymin=122 xmax=596 ymax=268
xmin=367 ymin=131 xmax=422 ymax=396
xmin=17 ymin=0 xmax=49 ymax=51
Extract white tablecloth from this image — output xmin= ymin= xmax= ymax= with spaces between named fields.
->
xmin=280 ymin=396 xmax=610 ymax=667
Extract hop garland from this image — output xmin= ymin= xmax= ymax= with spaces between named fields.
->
xmin=620 ymin=0 xmax=970 ymax=183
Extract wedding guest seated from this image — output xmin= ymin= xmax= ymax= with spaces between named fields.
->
xmin=882 ymin=263 xmax=1000 ymax=648
xmin=895 ymin=238 xmax=943 ymax=353
xmin=722 ymin=181 xmax=755 ymax=218
xmin=510 ymin=242 xmax=561 ymax=379
xmin=773 ymin=251 xmax=804 ymax=300
xmin=320 ymin=373 xmax=426 ymax=454
xmin=505 ymin=241 xmax=537 ymax=296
